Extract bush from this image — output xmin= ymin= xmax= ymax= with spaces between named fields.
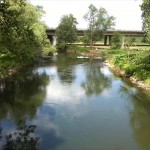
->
xmin=110 ymin=50 xmax=150 ymax=81
xmin=67 ymin=45 xmax=90 ymax=52
xmin=111 ymin=31 xmax=122 ymax=49
xmin=102 ymin=49 xmax=126 ymax=56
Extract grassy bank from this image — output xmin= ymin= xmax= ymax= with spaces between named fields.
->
xmin=0 ymin=54 xmax=35 ymax=80
xmin=102 ymin=49 xmax=150 ymax=89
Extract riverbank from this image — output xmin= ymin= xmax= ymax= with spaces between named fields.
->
xmin=0 ymin=65 xmax=23 ymax=80
xmin=104 ymin=61 xmax=150 ymax=91
xmin=0 ymin=58 xmax=37 ymax=81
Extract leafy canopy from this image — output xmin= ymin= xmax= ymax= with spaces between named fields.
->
xmin=56 ymin=14 xmax=78 ymax=53
xmin=83 ymin=4 xmax=115 ymax=49
xmin=111 ymin=31 xmax=122 ymax=49
xmin=141 ymin=0 xmax=150 ymax=43
xmin=0 ymin=0 xmax=51 ymax=63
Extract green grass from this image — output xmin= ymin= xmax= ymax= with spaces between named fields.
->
xmin=68 ymin=45 xmax=90 ymax=52
xmin=101 ymin=49 xmax=126 ymax=55
xmin=109 ymin=49 xmax=150 ymax=85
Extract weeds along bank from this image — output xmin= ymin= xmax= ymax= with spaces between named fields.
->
xmin=102 ymin=49 xmax=150 ymax=90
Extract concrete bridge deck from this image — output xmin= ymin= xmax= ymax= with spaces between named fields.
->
xmin=46 ymin=29 xmax=144 ymax=36
xmin=46 ymin=29 xmax=145 ymax=47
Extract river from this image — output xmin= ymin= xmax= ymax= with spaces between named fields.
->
xmin=0 ymin=54 xmax=150 ymax=150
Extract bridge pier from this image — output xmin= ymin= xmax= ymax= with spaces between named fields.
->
xmin=104 ymin=35 xmax=112 ymax=46
xmin=47 ymin=35 xmax=57 ymax=45
xmin=109 ymin=35 xmax=112 ymax=45
xmin=104 ymin=35 xmax=107 ymax=46
xmin=53 ymin=36 xmax=57 ymax=45
xmin=121 ymin=35 xmax=125 ymax=49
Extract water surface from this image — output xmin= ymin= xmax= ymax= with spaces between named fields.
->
xmin=0 ymin=55 xmax=150 ymax=150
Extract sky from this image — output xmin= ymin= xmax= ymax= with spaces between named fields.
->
xmin=30 ymin=0 xmax=143 ymax=31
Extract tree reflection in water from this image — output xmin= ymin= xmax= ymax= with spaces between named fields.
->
xmin=130 ymin=96 xmax=150 ymax=150
xmin=0 ymin=66 xmax=65 ymax=150
xmin=1 ymin=124 xmax=39 ymax=150
xmin=0 ymin=70 xmax=49 ymax=124
xmin=56 ymin=55 xmax=76 ymax=84
xmin=0 ymin=127 xmax=2 ymax=140
xmin=119 ymin=83 xmax=150 ymax=150
xmin=0 ymin=70 xmax=49 ymax=149
xmin=81 ymin=63 xmax=111 ymax=95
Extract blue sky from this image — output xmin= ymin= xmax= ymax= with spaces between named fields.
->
xmin=31 ymin=0 xmax=143 ymax=31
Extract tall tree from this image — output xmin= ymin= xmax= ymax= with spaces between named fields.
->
xmin=83 ymin=4 xmax=115 ymax=50
xmin=0 ymin=0 xmax=51 ymax=62
xmin=56 ymin=14 xmax=78 ymax=53
xmin=83 ymin=4 xmax=97 ymax=50
xmin=141 ymin=0 xmax=150 ymax=43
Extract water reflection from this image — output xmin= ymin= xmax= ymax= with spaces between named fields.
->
xmin=0 ymin=70 xmax=50 ymax=122
xmin=81 ymin=64 xmax=111 ymax=95
xmin=3 ymin=124 xmax=39 ymax=150
xmin=0 ymin=66 xmax=65 ymax=149
xmin=0 ymin=68 xmax=49 ymax=149
xmin=130 ymin=101 xmax=150 ymax=150
xmin=119 ymin=83 xmax=150 ymax=150
xmin=0 ymin=56 xmax=150 ymax=150
xmin=32 ymin=105 xmax=64 ymax=150
xmin=0 ymin=127 xmax=2 ymax=140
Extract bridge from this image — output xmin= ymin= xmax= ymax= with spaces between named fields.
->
xmin=46 ymin=29 xmax=145 ymax=48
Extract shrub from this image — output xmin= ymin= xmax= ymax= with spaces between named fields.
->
xmin=110 ymin=50 xmax=150 ymax=81
xmin=111 ymin=31 xmax=122 ymax=49
xmin=67 ymin=45 xmax=90 ymax=52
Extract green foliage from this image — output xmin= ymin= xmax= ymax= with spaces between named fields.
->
xmin=43 ymin=44 xmax=57 ymax=56
xmin=56 ymin=14 xmax=78 ymax=53
xmin=111 ymin=31 xmax=122 ymax=49
xmin=0 ymin=0 xmax=51 ymax=63
xmin=110 ymin=50 xmax=150 ymax=82
xmin=141 ymin=0 xmax=150 ymax=43
xmin=68 ymin=45 xmax=90 ymax=52
xmin=132 ymin=51 xmax=150 ymax=79
xmin=83 ymin=4 xmax=115 ymax=49
xmin=102 ymin=49 xmax=126 ymax=56
xmin=79 ymin=35 xmax=90 ymax=47
xmin=125 ymin=37 xmax=136 ymax=49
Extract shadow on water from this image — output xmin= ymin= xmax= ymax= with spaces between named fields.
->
xmin=119 ymin=83 xmax=150 ymax=150
xmin=130 ymin=93 xmax=150 ymax=150
xmin=0 ymin=66 xmax=64 ymax=150
xmin=0 ymin=127 xmax=2 ymax=140
xmin=0 ymin=69 xmax=49 ymax=122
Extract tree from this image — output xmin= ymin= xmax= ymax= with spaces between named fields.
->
xmin=125 ymin=37 xmax=135 ymax=50
xmin=125 ymin=37 xmax=136 ymax=60
xmin=141 ymin=0 xmax=150 ymax=43
xmin=80 ymin=34 xmax=90 ymax=47
xmin=111 ymin=31 xmax=122 ymax=49
xmin=0 ymin=0 xmax=51 ymax=63
xmin=83 ymin=4 xmax=98 ymax=50
xmin=83 ymin=4 xmax=115 ymax=50
xmin=56 ymin=14 xmax=78 ymax=53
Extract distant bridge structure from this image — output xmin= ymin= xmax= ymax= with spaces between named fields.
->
xmin=46 ymin=29 xmax=145 ymax=48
